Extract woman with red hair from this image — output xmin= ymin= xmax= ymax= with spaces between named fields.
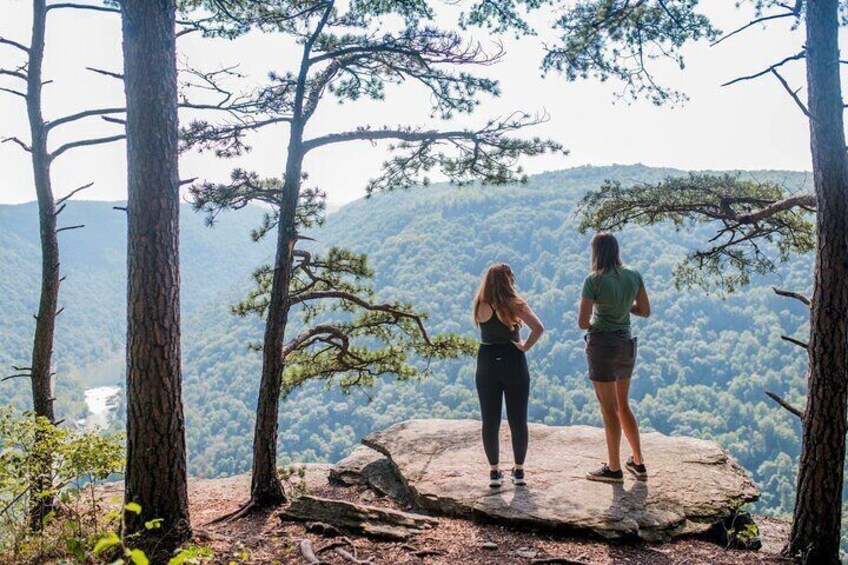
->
xmin=473 ymin=263 xmax=544 ymax=488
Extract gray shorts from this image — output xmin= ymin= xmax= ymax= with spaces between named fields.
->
xmin=584 ymin=330 xmax=637 ymax=383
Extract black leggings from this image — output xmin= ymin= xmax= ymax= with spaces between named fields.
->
xmin=475 ymin=343 xmax=530 ymax=466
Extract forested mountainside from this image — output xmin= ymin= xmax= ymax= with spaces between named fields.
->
xmin=0 ymin=202 xmax=274 ymax=419
xmin=1 ymin=164 xmax=816 ymax=517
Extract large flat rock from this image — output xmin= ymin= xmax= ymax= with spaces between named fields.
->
xmin=363 ymin=419 xmax=759 ymax=541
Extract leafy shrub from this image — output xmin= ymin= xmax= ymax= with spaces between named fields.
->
xmin=0 ymin=406 xmax=123 ymax=563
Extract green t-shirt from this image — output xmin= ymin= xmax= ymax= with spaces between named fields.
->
xmin=581 ymin=266 xmax=644 ymax=333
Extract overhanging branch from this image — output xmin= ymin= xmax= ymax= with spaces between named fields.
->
xmin=56 ymin=182 xmax=94 ymax=206
xmin=46 ymin=3 xmax=120 ymax=14
xmin=288 ymin=290 xmax=433 ymax=345
xmin=773 ymin=287 xmax=811 ymax=306
xmin=2 ymin=137 xmax=32 ymax=152
xmin=86 ymin=66 xmax=123 ymax=81
xmin=722 ymin=51 xmax=806 ymax=88
xmin=770 ymin=68 xmax=810 ymax=118
xmin=303 ymin=128 xmax=471 ymax=153
xmin=737 ymin=193 xmax=815 ymax=223
xmin=0 ymin=37 xmax=29 ymax=53
xmin=46 ymin=107 xmax=125 ymax=131
xmin=765 ymin=390 xmax=803 ymax=419
xmin=0 ymin=86 xmax=26 ymax=99
xmin=2 ymin=374 xmax=31 ymax=382
xmin=781 ymin=334 xmax=809 ymax=349
xmin=51 ymin=134 xmax=125 ymax=160
xmin=0 ymin=68 xmax=27 ymax=81
xmin=711 ymin=8 xmax=801 ymax=47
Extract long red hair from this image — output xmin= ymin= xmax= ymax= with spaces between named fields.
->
xmin=473 ymin=263 xmax=525 ymax=328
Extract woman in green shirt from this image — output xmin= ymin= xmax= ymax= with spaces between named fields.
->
xmin=578 ymin=232 xmax=651 ymax=483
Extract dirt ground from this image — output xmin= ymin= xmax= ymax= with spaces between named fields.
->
xmin=113 ymin=467 xmax=794 ymax=565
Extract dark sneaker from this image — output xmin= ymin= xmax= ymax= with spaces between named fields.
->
xmin=625 ymin=456 xmax=648 ymax=480
xmin=511 ymin=467 xmax=526 ymax=486
xmin=585 ymin=463 xmax=624 ymax=483
xmin=489 ymin=470 xmax=504 ymax=488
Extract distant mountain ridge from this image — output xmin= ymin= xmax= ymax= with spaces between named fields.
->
xmin=0 ymin=165 xmax=814 ymax=519
xmin=0 ymin=200 xmax=275 ymax=416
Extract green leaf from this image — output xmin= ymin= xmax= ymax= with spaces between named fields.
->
xmin=93 ymin=532 xmax=122 ymax=555
xmin=125 ymin=501 xmax=142 ymax=514
xmin=145 ymin=518 xmax=163 ymax=530
xmin=128 ymin=548 xmax=150 ymax=565
xmin=168 ymin=554 xmax=187 ymax=565
xmin=66 ymin=536 xmax=86 ymax=560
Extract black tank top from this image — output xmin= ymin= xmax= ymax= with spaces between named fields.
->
xmin=479 ymin=305 xmax=520 ymax=344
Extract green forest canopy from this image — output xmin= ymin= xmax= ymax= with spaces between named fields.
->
xmin=0 ymin=164 xmax=816 ymax=517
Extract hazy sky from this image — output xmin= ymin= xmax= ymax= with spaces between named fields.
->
xmin=0 ymin=2 xmax=827 ymax=206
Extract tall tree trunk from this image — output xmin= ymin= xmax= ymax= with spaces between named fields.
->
xmin=121 ymin=0 xmax=191 ymax=554
xmin=25 ymin=0 xmax=58 ymax=530
xmin=249 ymin=123 xmax=304 ymax=508
xmin=787 ymin=1 xmax=848 ymax=562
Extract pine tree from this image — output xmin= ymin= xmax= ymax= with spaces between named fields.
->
xmin=180 ymin=0 xmax=561 ymax=516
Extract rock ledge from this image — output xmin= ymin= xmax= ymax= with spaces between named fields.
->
xmin=351 ymin=418 xmax=758 ymax=541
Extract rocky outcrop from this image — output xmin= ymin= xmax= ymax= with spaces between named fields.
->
xmin=358 ymin=419 xmax=759 ymax=542
xmin=329 ymin=445 xmax=412 ymax=505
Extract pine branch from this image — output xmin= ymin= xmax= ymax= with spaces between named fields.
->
xmin=711 ymin=9 xmax=801 ymax=47
xmin=46 ymin=3 xmax=120 ymax=14
xmin=283 ymin=324 xmax=346 ymax=358
xmin=737 ymin=193 xmax=815 ymax=223
xmin=577 ymin=173 xmax=816 ymax=293
xmin=86 ymin=66 xmax=123 ymax=80
xmin=0 ymin=37 xmax=30 ymax=53
xmin=770 ymin=68 xmax=810 ymax=118
xmin=780 ymin=335 xmax=809 ymax=350
xmin=2 ymin=374 xmax=31 ymax=382
xmin=289 ymin=290 xmax=433 ymax=345
xmin=2 ymin=137 xmax=32 ymax=152
xmin=722 ymin=51 xmax=806 ymax=88
xmin=772 ymin=287 xmax=811 ymax=306
xmin=56 ymin=182 xmax=94 ymax=206
xmin=51 ymin=134 xmax=125 ymax=160
xmin=0 ymin=68 xmax=27 ymax=81
xmin=303 ymin=127 xmax=472 ymax=152
xmin=0 ymin=86 xmax=26 ymax=99
xmin=101 ymin=116 xmax=126 ymax=126
xmin=46 ymin=107 xmax=125 ymax=131
xmin=765 ymin=390 xmax=803 ymax=419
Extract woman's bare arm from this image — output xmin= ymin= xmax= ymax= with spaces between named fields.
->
xmin=513 ymin=302 xmax=544 ymax=352
xmin=630 ymin=286 xmax=651 ymax=318
xmin=578 ymin=297 xmax=593 ymax=330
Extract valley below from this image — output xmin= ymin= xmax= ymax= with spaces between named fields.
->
xmin=0 ymin=165 xmax=816 ymax=525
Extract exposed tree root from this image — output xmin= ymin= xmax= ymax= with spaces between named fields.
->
xmin=334 ymin=546 xmax=373 ymax=564
xmin=401 ymin=543 xmax=445 ymax=557
xmin=205 ymin=500 xmax=257 ymax=525
xmin=530 ymin=559 xmax=589 ymax=565
xmin=299 ymin=538 xmax=325 ymax=564
xmin=299 ymin=536 xmax=370 ymax=564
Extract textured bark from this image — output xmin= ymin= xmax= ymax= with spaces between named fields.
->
xmin=786 ymin=1 xmax=848 ymax=562
xmin=121 ymin=0 xmax=191 ymax=553
xmin=249 ymin=122 xmax=303 ymax=508
xmin=24 ymin=0 xmax=58 ymax=530
xmin=247 ymin=7 xmax=327 ymax=506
